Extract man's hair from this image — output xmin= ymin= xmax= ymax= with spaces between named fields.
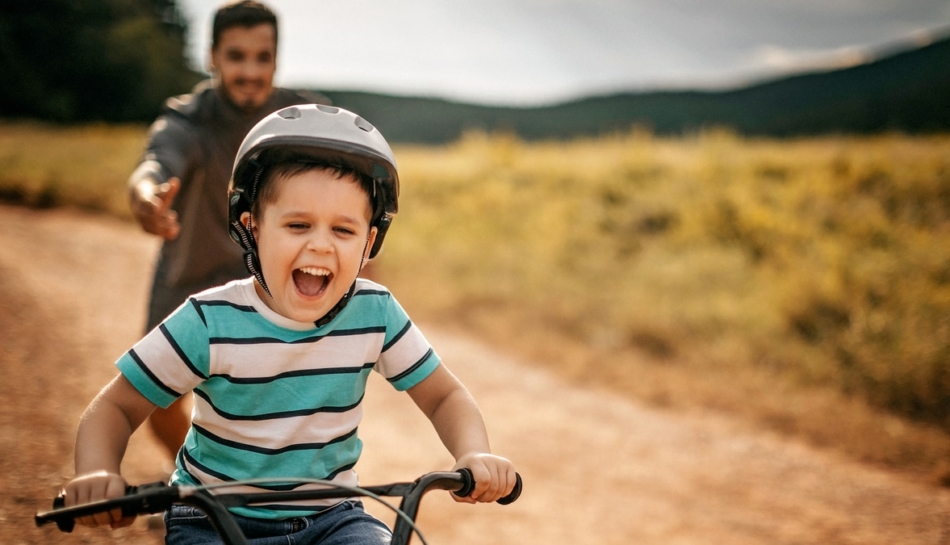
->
xmin=212 ymin=1 xmax=278 ymax=49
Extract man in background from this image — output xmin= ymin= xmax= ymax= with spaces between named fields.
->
xmin=128 ymin=0 xmax=326 ymax=464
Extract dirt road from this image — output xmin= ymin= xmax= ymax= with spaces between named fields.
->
xmin=2 ymin=204 xmax=948 ymax=544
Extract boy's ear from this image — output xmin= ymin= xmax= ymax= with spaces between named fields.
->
xmin=363 ymin=227 xmax=379 ymax=264
xmin=240 ymin=211 xmax=257 ymax=237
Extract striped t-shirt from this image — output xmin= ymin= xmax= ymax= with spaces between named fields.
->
xmin=117 ymin=277 xmax=441 ymax=519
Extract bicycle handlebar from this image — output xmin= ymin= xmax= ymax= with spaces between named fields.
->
xmin=36 ymin=470 xmax=523 ymax=545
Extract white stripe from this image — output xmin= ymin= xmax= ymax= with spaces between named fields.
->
xmin=377 ymin=323 xmax=433 ymax=379
xmin=133 ymin=330 xmax=205 ymax=394
xmin=210 ymin=333 xmax=385 ymax=378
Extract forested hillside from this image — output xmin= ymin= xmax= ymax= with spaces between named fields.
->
xmin=323 ymin=34 xmax=950 ymax=142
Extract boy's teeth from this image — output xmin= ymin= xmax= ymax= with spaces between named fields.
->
xmin=300 ymin=267 xmax=329 ymax=276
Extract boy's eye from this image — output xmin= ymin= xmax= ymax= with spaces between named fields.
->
xmin=334 ymin=226 xmax=356 ymax=235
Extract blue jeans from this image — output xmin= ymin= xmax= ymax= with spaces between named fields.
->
xmin=164 ymin=500 xmax=392 ymax=545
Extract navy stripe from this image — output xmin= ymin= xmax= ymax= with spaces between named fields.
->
xmin=189 ymin=298 xmax=207 ymax=327
xmin=353 ymin=289 xmax=388 ymax=297
xmin=383 ymin=321 xmax=412 ymax=352
xmin=195 ymin=300 xmax=257 ymax=313
xmin=388 ymin=348 xmax=434 ymax=383
xmin=208 ymin=362 xmax=375 ymax=385
xmin=193 ymin=424 xmax=358 ymax=455
xmin=194 ymin=388 xmax=364 ymax=420
xmin=128 ymin=349 xmax=181 ymax=398
xmin=209 ymin=326 xmax=386 ymax=346
xmin=159 ymin=324 xmax=207 ymax=380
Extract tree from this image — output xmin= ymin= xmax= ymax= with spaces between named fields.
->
xmin=0 ymin=0 xmax=202 ymax=122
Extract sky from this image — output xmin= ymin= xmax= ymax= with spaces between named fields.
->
xmin=177 ymin=0 xmax=950 ymax=106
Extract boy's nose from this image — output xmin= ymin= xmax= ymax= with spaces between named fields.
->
xmin=306 ymin=229 xmax=334 ymax=253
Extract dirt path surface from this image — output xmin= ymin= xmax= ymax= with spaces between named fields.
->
xmin=2 ymin=203 xmax=949 ymax=544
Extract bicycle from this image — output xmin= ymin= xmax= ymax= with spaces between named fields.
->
xmin=36 ymin=469 xmax=523 ymax=545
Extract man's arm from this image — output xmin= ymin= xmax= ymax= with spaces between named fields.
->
xmin=406 ymin=364 xmax=516 ymax=504
xmin=128 ymin=103 xmax=197 ymax=240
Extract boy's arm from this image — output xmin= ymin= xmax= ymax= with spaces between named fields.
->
xmin=406 ymin=364 xmax=516 ymax=504
xmin=64 ymin=373 xmax=157 ymax=528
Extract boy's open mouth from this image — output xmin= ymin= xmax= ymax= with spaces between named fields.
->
xmin=294 ymin=267 xmax=331 ymax=297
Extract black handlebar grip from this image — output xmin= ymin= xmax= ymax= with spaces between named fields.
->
xmin=47 ymin=484 xmax=139 ymax=533
xmin=50 ymin=495 xmax=74 ymax=533
xmin=497 ymin=473 xmax=523 ymax=505
xmin=454 ymin=468 xmax=477 ymax=498
xmin=454 ymin=468 xmax=523 ymax=505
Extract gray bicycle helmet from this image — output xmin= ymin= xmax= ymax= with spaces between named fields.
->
xmin=228 ymin=104 xmax=399 ymax=325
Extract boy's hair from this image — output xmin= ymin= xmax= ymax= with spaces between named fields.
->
xmin=212 ymin=1 xmax=278 ymax=49
xmin=251 ymin=159 xmax=377 ymax=224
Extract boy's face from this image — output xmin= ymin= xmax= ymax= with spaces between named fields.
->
xmin=249 ymin=169 xmax=377 ymax=324
xmin=210 ymin=23 xmax=276 ymax=113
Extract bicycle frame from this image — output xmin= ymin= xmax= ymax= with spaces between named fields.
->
xmin=35 ymin=469 xmax=522 ymax=545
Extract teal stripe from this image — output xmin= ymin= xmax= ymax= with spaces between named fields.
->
xmin=197 ymin=290 xmax=393 ymax=343
xmin=383 ymin=296 xmax=412 ymax=346
xmin=161 ymin=302 xmax=211 ymax=377
xmin=199 ymin=369 xmax=371 ymax=417
xmin=186 ymin=425 xmax=363 ymax=481
xmin=116 ymin=353 xmax=178 ymax=408
xmin=390 ymin=352 xmax=441 ymax=391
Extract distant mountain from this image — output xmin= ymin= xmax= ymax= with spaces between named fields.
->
xmin=320 ymin=34 xmax=950 ymax=143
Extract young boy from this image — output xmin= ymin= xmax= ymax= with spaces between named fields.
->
xmin=63 ymin=104 xmax=517 ymax=543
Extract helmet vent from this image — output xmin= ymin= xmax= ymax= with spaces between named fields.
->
xmin=278 ymin=107 xmax=301 ymax=119
xmin=354 ymin=116 xmax=375 ymax=133
xmin=317 ymin=104 xmax=339 ymax=114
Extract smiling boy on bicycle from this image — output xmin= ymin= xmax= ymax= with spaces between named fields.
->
xmin=62 ymin=104 xmax=517 ymax=544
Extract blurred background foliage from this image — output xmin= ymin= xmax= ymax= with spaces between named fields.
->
xmin=2 ymin=123 xmax=949 ymax=476
xmin=381 ymin=131 xmax=950 ymax=435
xmin=0 ymin=0 xmax=201 ymax=122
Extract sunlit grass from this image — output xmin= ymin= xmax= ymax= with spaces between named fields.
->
xmin=386 ymin=130 xmax=949 ymax=414
xmin=3 ymin=120 xmax=949 ymax=481
xmin=378 ymin=129 xmax=950 ymax=480
xmin=0 ymin=120 xmax=145 ymax=215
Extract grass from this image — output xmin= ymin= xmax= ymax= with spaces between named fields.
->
xmin=0 ymin=120 xmax=144 ymax=215
xmin=3 ymin=120 xmax=949 ymax=484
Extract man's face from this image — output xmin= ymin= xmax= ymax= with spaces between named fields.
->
xmin=210 ymin=23 xmax=276 ymax=112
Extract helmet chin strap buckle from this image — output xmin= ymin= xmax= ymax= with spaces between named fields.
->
xmin=311 ymin=232 xmax=370 ymax=328
xmin=243 ymin=248 xmax=271 ymax=298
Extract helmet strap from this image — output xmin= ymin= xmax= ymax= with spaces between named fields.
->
xmin=312 ymin=231 xmax=371 ymax=328
xmin=234 ymin=215 xmax=272 ymax=298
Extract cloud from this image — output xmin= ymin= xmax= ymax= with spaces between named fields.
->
xmin=751 ymin=44 xmax=871 ymax=73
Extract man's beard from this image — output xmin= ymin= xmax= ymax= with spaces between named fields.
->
xmin=222 ymin=79 xmax=270 ymax=114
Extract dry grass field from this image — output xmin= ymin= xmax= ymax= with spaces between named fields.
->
xmin=2 ymin=121 xmax=948 ymax=484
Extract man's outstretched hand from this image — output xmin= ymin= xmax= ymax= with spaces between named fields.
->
xmin=131 ymin=177 xmax=181 ymax=240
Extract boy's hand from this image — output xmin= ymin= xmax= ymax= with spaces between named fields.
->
xmin=63 ymin=470 xmax=133 ymax=529
xmin=452 ymin=452 xmax=517 ymax=504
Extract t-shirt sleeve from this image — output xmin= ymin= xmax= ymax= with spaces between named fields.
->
xmin=375 ymin=294 xmax=441 ymax=391
xmin=116 ymin=298 xmax=211 ymax=408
